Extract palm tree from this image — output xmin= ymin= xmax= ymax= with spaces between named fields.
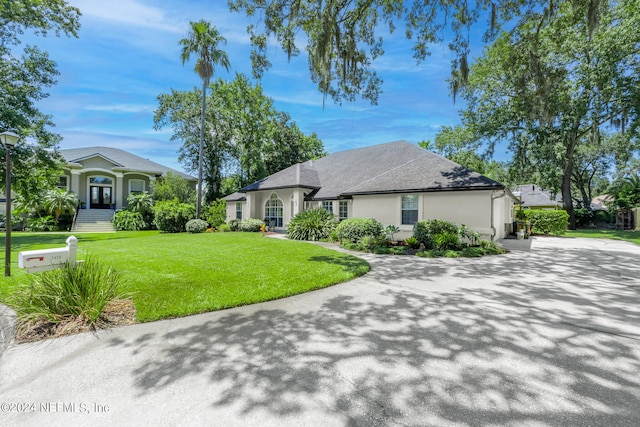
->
xmin=179 ymin=20 xmax=230 ymax=219
xmin=43 ymin=189 xmax=78 ymax=222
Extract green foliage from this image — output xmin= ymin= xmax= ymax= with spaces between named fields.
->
xmin=26 ymin=215 xmax=55 ymax=232
xmin=454 ymin=1 xmax=640 ymax=228
xmin=112 ymin=211 xmax=146 ymax=231
xmin=238 ymin=218 xmax=264 ymax=232
xmin=287 ymin=208 xmax=337 ymax=241
xmin=432 ymin=232 xmax=461 ymax=251
xmin=125 ymin=192 xmax=154 ymax=229
xmin=521 ymin=210 xmax=569 ymax=236
xmin=217 ymin=223 xmax=230 ymax=232
xmin=126 ymin=192 xmax=153 ymax=214
xmin=151 ymin=172 xmax=196 ymax=204
xmin=153 ymin=200 xmax=196 ymax=233
xmin=186 ymin=219 xmax=209 ymax=233
xmin=42 ymin=188 xmax=77 ymax=221
xmin=228 ymin=0 xmax=549 ymax=104
xmin=384 ymin=224 xmax=400 ymax=241
xmin=154 ymin=74 xmax=326 ymax=200
xmin=334 ymin=218 xmax=384 ymax=243
xmin=404 ymin=236 xmax=420 ymax=249
xmin=461 ymin=247 xmax=485 ymax=257
xmin=413 ymin=219 xmax=459 ymax=249
xmin=203 ymin=199 xmax=226 ymax=227
xmin=608 ymin=175 xmax=640 ymax=208
xmin=10 ymin=257 xmax=123 ymax=329
xmin=479 ymin=240 xmax=506 ymax=255
xmin=228 ymin=219 xmax=240 ymax=231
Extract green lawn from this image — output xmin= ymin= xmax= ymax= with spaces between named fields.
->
xmin=0 ymin=231 xmax=369 ymax=322
xmin=565 ymin=229 xmax=640 ymax=245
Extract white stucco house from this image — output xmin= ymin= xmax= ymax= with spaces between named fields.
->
xmin=59 ymin=147 xmax=195 ymax=210
xmin=225 ymin=140 xmax=517 ymax=240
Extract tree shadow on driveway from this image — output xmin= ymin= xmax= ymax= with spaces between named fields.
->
xmin=106 ymin=238 xmax=640 ymax=425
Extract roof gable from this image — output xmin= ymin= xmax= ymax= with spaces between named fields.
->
xmin=60 ymin=146 xmax=195 ymax=181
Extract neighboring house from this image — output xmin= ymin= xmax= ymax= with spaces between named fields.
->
xmin=59 ymin=147 xmax=195 ymax=210
xmin=513 ymin=184 xmax=562 ymax=210
xmin=591 ymin=194 xmax=613 ymax=211
xmin=225 ymin=140 xmax=517 ymax=240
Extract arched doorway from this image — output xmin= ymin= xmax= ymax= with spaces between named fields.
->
xmin=89 ymin=176 xmax=113 ymax=209
xmin=264 ymin=193 xmax=283 ymax=227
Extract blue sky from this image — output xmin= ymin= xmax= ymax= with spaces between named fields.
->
xmin=23 ymin=0 xmax=473 ymax=174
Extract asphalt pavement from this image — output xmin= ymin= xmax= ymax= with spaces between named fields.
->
xmin=0 ymin=236 xmax=639 ymax=426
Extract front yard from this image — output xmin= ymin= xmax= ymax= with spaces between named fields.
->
xmin=0 ymin=231 xmax=369 ymax=322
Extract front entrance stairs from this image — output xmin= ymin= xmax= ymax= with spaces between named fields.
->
xmin=72 ymin=209 xmax=116 ymax=232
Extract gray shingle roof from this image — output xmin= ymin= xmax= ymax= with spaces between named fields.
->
xmin=515 ymin=184 xmax=561 ymax=207
xmin=60 ymin=146 xmax=195 ymax=181
xmin=237 ymin=140 xmax=504 ymax=199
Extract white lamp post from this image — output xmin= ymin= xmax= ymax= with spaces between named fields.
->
xmin=1 ymin=131 xmax=19 ymax=277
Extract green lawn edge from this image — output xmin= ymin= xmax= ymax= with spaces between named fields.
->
xmin=565 ymin=229 xmax=640 ymax=246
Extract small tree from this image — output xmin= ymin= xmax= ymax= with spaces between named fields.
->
xmin=151 ymin=172 xmax=196 ymax=204
xmin=42 ymin=189 xmax=77 ymax=222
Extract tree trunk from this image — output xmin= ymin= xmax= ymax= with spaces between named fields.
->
xmin=562 ymin=137 xmax=577 ymax=230
xmin=197 ymin=82 xmax=206 ymax=219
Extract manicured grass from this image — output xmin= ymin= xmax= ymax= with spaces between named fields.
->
xmin=565 ymin=229 xmax=640 ymax=246
xmin=0 ymin=231 xmax=369 ymax=322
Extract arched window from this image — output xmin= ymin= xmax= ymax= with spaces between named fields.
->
xmin=265 ymin=193 xmax=283 ymax=227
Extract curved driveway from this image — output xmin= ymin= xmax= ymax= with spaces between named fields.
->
xmin=1 ymin=237 xmax=639 ymax=426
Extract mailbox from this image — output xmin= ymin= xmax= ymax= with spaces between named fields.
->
xmin=19 ymin=236 xmax=78 ymax=273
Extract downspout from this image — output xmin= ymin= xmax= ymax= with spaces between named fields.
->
xmin=490 ymin=189 xmax=507 ymax=241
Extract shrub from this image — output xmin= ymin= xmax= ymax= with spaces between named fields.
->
xmin=238 ymin=218 xmax=265 ymax=232
xmin=334 ymin=217 xmax=384 ymax=243
xmin=404 ymin=236 xmax=420 ymax=249
xmin=186 ymin=219 xmax=209 ymax=233
xmin=112 ymin=210 xmax=146 ymax=231
xmin=287 ymin=208 xmax=337 ymax=241
xmin=203 ymin=199 xmax=226 ymax=228
xmin=385 ymin=225 xmax=400 ymax=241
xmin=413 ymin=219 xmax=459 ymax=249
xmin=10 ymin=257 xmax=124 ymax=331
xmin=229 ymin=219 xmax=240 ymax=231
xmin=217 ymin=223 xmax=230 ymax=232
xmin=433 ymin=232 xmax=461 ymax=251
xmin=358 ymin=235 xmax=377 ymax=251
xmin=153 ymin=200 xmax=195 ymax=233
xmin=26 ymin=215 xmax=55 ymax=232
xmin=521 ymin=209 xmax=569 ymax=235
xmin=461 ymin=247 xmax=485 ymax=257
xmin=479 ymin=240 xmax=506 ymax=255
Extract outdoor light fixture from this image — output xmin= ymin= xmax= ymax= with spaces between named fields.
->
xmin=1 ymin=131 xmax=19 ymax=277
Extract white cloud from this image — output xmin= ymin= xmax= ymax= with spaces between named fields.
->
xmin=84 ymin=104 xmax=155 ymax=113
xmin=70 ymin=0 xmax=182 ymax=33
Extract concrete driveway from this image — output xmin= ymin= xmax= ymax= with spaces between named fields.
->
xmin=1 ymin=237 xmax=639 ymax=426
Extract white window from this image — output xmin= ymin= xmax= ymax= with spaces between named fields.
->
xmin=236 ymin=202 xmax=242 ymax=220
xmin=401 ymin=195 xmax=419 ymax=225
xmin=129 ymin=179 xmax=145 ymax=194
xmin=321 ymin=201 xmax=333 ymax=213
xmin=265 ymin=194 xmax=283 ymax=227
xmin=339 ymin=201 xmax=348 ymax=221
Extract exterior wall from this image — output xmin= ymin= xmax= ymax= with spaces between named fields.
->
xmin=232 ymin=188 xmax=513 ymax=239
xmin=351 ymin=190 xmax=508 ymax=240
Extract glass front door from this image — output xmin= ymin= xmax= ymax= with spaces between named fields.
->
xmin=90 ymin=186 xmax=112 ymax=209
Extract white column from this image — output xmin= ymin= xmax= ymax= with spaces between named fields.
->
xmin=114 ymin=172 xmax=124 ymax=210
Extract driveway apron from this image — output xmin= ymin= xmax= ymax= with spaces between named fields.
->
xmin=0 ymin=237 xmax=639 ymax=426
